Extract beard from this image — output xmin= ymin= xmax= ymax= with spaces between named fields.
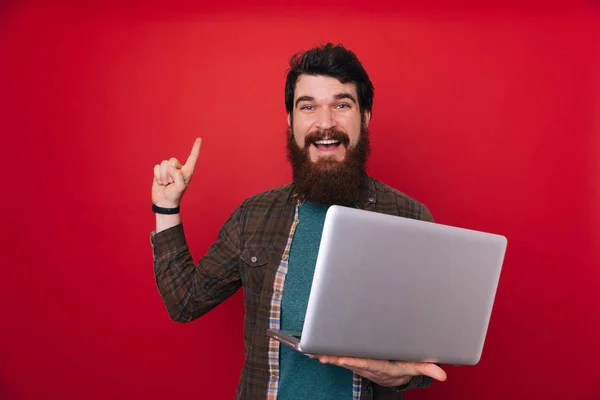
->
xmin=287 ymin=123 xmax=370 ymax=206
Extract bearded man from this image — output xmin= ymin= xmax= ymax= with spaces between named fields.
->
xmin=150 ymin=42 xmax=446 ymax=400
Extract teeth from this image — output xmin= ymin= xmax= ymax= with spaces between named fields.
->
xmin=315 ymin=139 xmax=340 ymax=145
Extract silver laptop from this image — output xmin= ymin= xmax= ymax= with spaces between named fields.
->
xmin=267 ymin=205 xmax=507 ymax=365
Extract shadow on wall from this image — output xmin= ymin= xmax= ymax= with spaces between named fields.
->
xmin=0 ymin=376 xmax=15 ymax=400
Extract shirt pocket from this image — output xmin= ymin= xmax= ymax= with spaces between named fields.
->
xmin=239 ymin=245 xmax=270 ymax=295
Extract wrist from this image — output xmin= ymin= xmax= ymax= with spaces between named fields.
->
xmin=388 ymin=376 xmax=413 ymax=392
xmin=153 ymin=202 xmax=181 ymax=233
xmin=152 ymin=203 xmax=180 ymax=215
xmin=394 ymin=376 xmax=411 ymax=387
xmin=153 ymin=199 xmax=180 ymax=208
xmin=382 ymin=376 xmax=413 ymax=390
xmin=396 ymin=376 xmax=413 ymax=386
xmin=155 ymin=213 xmax=181 ymax=233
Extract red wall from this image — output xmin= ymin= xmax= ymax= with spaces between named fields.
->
xmin=2 ymin=1 xmax=599 ymax=399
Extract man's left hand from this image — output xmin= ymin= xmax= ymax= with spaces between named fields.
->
xmin=312 ymin=355 xmax=447 ymax=387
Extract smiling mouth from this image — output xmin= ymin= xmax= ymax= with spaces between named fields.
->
xmin=313 ymin=139 xmax=342 ymax=151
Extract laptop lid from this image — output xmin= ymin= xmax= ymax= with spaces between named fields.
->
xmin=298 ymin=205 xmax=507 ymax=365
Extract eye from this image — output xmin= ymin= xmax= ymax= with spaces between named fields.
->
xmin=336 ymin=103 xmax=350 ymax=109
xmin=300 ymin=105 xmax=314 ymax=111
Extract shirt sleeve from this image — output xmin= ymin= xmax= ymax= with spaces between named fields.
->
xmin=419 ymin=203 xmax=435 ymax=223
xmin=150 ymin=204 xmax=244 ymax=322
xmin=390 ymin=374 xmax=434 ymax=392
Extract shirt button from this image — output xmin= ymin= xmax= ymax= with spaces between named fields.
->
xmin=251 ymin=256 xmax=257 ymax=263
xmin=368 ymin=197 xmax=376 ymax=203
xmin=282 ymin=254 xmax=288 ymax=261
xmin=271 ymin=373 xmax=278 ymax=380
xmin=274 ymin=290 xmax=281 ymax=298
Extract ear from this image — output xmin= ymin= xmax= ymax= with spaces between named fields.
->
xmin=287 ymin=113 xmax=291 ymax=127
xmin=363 ymin=110 xmax=372 ymax=127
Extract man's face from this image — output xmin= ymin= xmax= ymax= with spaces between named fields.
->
xmin=289 ymin=75 xmax=369 ymax=163
xmin=286 ymin=74 xmax=372 ymax=206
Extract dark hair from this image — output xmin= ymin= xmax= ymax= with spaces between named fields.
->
xmin=284 ymin=42 xmax=374 ymax=116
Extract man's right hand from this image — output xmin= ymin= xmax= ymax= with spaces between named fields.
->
xmin=152 ymin=138 xmax=202 ymax=209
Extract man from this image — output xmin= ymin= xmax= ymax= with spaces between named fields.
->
xmin=150 ymin=43 xmax=447 ymax=400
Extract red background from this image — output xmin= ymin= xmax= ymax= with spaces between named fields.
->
xmin=2 ymin=1 xmax=599 ymax=399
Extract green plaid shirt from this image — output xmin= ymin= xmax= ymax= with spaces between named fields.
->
xmin=150 ymin=173 xmax=435 ymax=399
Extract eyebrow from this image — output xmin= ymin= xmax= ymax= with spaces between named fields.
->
xmin=333 ymin=93 xmax=358 ymax=104
xmin=295 ymin=93 xmax=358 ymax=108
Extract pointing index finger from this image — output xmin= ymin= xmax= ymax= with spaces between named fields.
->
xmin=183 ymin=137 xmax=202 ymax=172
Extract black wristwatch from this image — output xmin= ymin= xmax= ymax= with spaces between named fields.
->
xmin=152 ymin=204 xmax=180 ymax=215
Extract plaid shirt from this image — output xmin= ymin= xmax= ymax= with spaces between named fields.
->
xmin=151 ymin=173 xmax=435 ymax=399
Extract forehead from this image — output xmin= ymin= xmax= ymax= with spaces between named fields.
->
xmin=294 ymin=75 xmax=358 ymax=101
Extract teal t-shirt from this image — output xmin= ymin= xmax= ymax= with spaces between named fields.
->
xmin=278 ymin=201 xmax=354 ymax=400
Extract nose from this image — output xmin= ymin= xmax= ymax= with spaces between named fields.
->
xmin=315 ymin=107 xmax=335 ymax=130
